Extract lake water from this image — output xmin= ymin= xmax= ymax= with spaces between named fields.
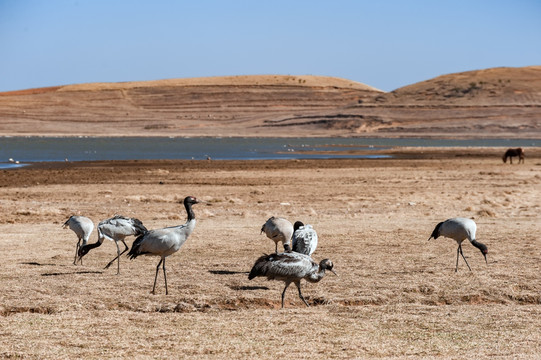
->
xmin=0 ymin=136 xmax=539 ymax=168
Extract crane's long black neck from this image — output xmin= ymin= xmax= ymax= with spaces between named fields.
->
xmin=471 ymin=239 xmax=487 ymax=253
xmin=78 ymin=239 xmax=103 ymax=257
xmin=81 ymin=232 xmax=105 ymax=253
xmin=85 ymin=241 xmax=103 ymax=250
xmin=185 ymin=201 xmax=196 ymax=221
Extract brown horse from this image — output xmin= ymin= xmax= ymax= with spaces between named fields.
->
xmin=502 ymin=148 xmax=525 ymax=164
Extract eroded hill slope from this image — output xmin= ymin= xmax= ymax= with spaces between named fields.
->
xmin=0 ymin=68 xmax=540 ymax=137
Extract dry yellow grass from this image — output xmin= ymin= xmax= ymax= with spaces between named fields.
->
xmin=1 ymin=150 xmax=540 ymax=358
xmin=56 ymin=74 xmax=382 ymax=92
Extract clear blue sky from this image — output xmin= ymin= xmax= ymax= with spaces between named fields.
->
xmin=1 ymin=0 xmax=540 ymax=92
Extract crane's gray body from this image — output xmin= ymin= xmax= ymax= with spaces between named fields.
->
xmin=429 ymin=217 xmax=487 ymax=272
xmin=64 ymin=215 xmax=94 ymax=244
xmin=431 ymin=217 xmax=476 ymax=243
xmin=249 ymin=252 xmax=335 ymax=307
xmin=97 ymin=215 xmax=147 ymax=244
xmin=292 ymin=224 xmax=318 ymax=256
xmin=63 ymin=215 xmax=94 ymax=265
xmin=76 ymin=215 xmax=147 ymax=274
xmin=94 ymin=215 xmax=147 ymax=273
xmin=261 ymin=216 xmax=294 ymax=253
xmin=129 ymin=220 xmax=196 ymax=259
xmin=128 ymin=196 xmax=200 ymax=295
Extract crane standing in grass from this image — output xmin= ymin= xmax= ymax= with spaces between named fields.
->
xmin=261 ymin=216 xmax=293 ymax=253
xmin=128 ymin=196 xmax=200 ymax=295
xmin=248 ymin=252 xmax=336 ymax=308
xmin=63 ymin=215 xmax=94 ymax=265
xmin=428 ymin=217 xmax=488 ymax=272
xmin=77 ymin=215 xmax=148 ymax=274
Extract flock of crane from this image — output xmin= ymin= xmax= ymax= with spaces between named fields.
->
xmin=63 ymin=196 xmax=489 ymax=308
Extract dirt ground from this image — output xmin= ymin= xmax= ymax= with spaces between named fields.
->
xmin=1 ymin=148 xmax=540 ymax=359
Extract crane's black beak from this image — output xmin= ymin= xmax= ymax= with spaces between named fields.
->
xmin=77 ymin=247 xmax=88 ymax=261
xmin=483 ymin=253 xmax=488 ymax=265
xmin=329 ymin=269 xmax=338 ymax=276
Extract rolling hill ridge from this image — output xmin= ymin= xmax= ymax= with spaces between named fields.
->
xmin=0 ymin=67 xmax=540 ymax=138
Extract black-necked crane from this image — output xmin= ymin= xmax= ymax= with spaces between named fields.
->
xmin=63 ymin=215 xmax=94 ymax=265
xmin=292 ymin=221 xmax=318 ymax=256
xmin=260 ymin=216 xmax=293 ymax=253
xmin=428 ymin=217 xmax=488 ymax=272
xmin=248 ymin=252 xmax=336 ymax=308
xmin=77 ymin=215 xmax=147 ymax=274
xmin=127 ymin=196 xmax=200 ymax=295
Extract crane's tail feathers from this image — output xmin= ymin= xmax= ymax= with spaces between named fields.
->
xmin=248 ymin=271 xmax=257 ymax=280
xmin=127 ymin=250 xmax=150 ymax=260
xmin=131 ymin=218 xmax=148 ymax=235
xmin=429 ymin=222 xmax=443 ymax=241
xmin=127 ymin=232 xmax=146 ymax=259
xmin=127 ymin=248 xmax=140 ymax=260
xmin=62 ymin=217 xmax=71 ymax=228
xmin=248 ymin=253 xmax=271 ymax=280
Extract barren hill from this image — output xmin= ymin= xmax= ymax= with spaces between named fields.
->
xmin=0 ymin=68 xmax=540 ymax=138
xmin=390 ymin=66 xmax=541 ymax=105
xmin=312 ymin=66 xmax=541 ymax=137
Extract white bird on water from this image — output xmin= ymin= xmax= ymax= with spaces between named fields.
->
xmin=77 ymin=215 xmax=148 ymax=274
xmin=260 ymin=216 xmax=293 ymax=253
xmin=428 ymin=217 xmax=488 ymax=272
xmin=292 ymin=221 xmax=318 ymax=256
xmin=63 ymin=215 xmax=94 ymax=265
xmin=248 ymin=252 xmax=336 ymax=308
xmin=128 ymin=196 xmax=200 ymax=295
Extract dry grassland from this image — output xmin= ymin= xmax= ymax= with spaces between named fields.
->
xmin=1 ymin=149 xmax=541 ymax=359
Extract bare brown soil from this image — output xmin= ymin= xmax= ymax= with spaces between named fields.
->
xmin=1 ymin=67 xmax=540 ymax=138
xmin=1 ymin=148 xmax=540 ymax=358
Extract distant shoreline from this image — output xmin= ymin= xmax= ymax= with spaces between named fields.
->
xmin=1 ymin=137 xmax=540 ymax=166
xmin=1 ymin=134 xmax=541 ymax=139
xmin=0 ymin=145 xmax=537 ymax=173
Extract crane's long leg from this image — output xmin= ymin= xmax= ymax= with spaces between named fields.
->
xmin=455 ymin=246 xmax=460 ymax=272
xmin=275 ymin=242 xmax=278 ymax=254
xmin=281 ymin=282 xmax=291 ymax=308
xmin=152 ymin=259 xmax=163 ymax=294
xmin=162 ymin=258 xmax=168 ymax=295
xmin=104 ymin=240 xmax=130 ymax=274
xmin=295 ymin=281 xmax=310 ymax=307
xmin=119 ymin=240 xmax=129 ymax=274
xmin=74 ymin=238 xmax=81 ymax=265
xmin=459 ymin=244 xmax=472 ymax=271
xmin=104 ymin=241 xmax=121 ymax=271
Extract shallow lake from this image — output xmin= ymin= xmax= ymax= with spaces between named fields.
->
xmin=0 ymin=136 xmax=539 ymax=168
